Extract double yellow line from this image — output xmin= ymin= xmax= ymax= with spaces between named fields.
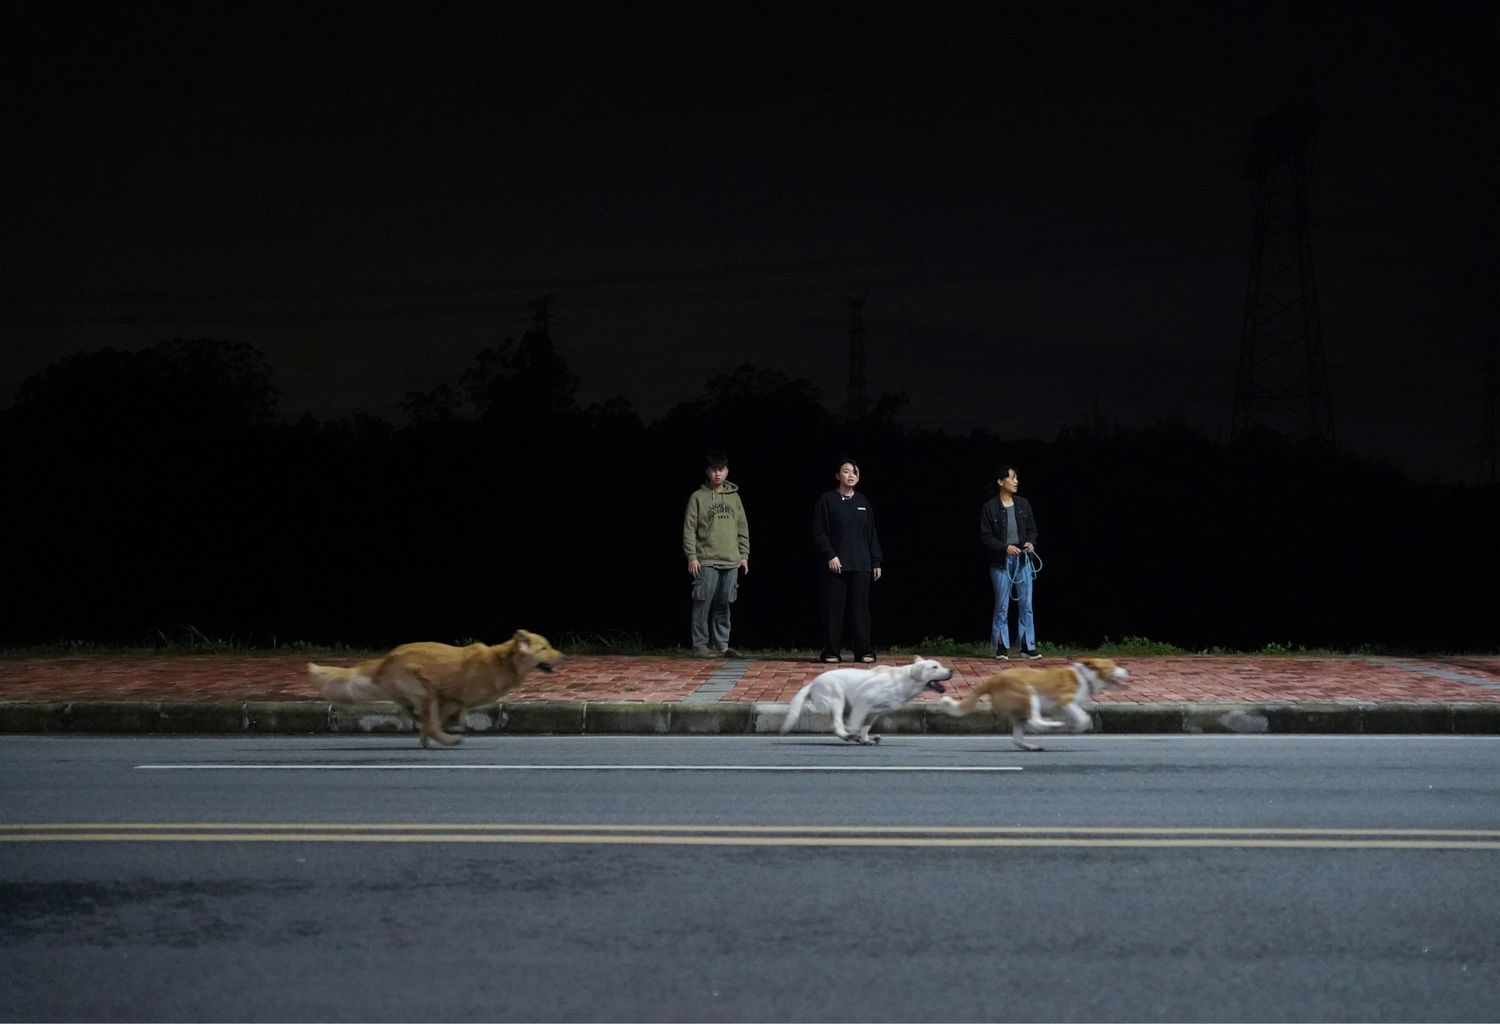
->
xmin=3 ymin=823 xmax=1499 ymax=849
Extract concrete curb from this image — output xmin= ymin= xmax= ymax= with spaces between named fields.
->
xmin=2 ymin=699 xmax=1498 ymax=736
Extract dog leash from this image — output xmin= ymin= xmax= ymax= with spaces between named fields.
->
xmin=1004 ymin=548 xmax=1043 ymax=598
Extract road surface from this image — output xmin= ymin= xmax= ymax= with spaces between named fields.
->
xmin=2 ymin=734 xmax=1497 ymax=1021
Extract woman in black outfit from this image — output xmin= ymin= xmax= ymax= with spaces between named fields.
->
xmin=812 ymin=459 xmax=884 ymax=664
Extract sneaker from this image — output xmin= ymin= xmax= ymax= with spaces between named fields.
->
xmin=1022 ymin=649 xmax=1043 ymax=660
xmin=994 ymin=650 xmax=1010 ymax=661
xmin=692 ymin=647 xmax=715 ymax=658
xmin=719 ymin=647 xmax=744 ymax=659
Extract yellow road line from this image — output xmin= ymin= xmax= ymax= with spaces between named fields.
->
xmin=3 ymin=823 xmax=1499 ymax=837
xmin=1 ymin=833 xmax=1498 ymax=849
xmin=1 ymin=824 xmax=1498 ymax=849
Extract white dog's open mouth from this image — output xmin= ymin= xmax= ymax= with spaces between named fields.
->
xmin=925 ymin=679 xmax=947 ymax=693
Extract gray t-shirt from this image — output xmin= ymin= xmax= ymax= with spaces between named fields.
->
xmin=1004 ymin=504 xmax=1019 ymax=546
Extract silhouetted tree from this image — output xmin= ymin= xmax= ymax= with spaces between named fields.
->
xmin=462 ymin=331 xmax=579 ymax=425
xmin=12 ymin=337 xmax=277 ymax=445
xmin=5 ymin=339 xmax=281 ymax=643
xmin=400 ymin=383 xmax=464 ymax=427
xmin=1 ymin=335 xmax=1494 ymax=653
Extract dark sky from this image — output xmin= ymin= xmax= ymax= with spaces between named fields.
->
xmin=4 ymin=2 xmax=1495 ymax=481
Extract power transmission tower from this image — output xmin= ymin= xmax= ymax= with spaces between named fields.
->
xmin=846 ymin=295 xmax=867 ymax=420
xmin=1231 ymin=75 xmax=1335 ymax=445
xmin=1482 ymin=338 xmax=1497 ymax=485
xmin=530 ymin=293 xmax=557 ymax=338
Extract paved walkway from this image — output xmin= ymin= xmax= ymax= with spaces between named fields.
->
xmin=2 ymin=652 xmax=1498 ymax=705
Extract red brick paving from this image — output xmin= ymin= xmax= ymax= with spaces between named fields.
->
xmin=727 ymin=656 xmax=1500 ymax=705
xmin=0 ymin=653 xmax=1497 ymax=704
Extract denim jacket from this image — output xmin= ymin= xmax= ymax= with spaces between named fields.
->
xmin=979 ymin=495 xmax=1038 ymax=565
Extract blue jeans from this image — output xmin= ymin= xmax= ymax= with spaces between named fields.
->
xmin=989 ymin=555 xmax=1035 ymax=652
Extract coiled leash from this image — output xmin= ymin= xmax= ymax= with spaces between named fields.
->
xmin=1004 ymin=548 xmax=1043 ymax=599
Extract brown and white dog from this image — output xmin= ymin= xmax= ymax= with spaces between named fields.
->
xmin=940 ymin=657 xmax=1128 ymax=751
xmin=308 ymin=630 xmax=563 ymax=748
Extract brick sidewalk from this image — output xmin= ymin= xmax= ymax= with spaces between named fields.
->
xmin=2 ymin=653 xmax=1498 ymax=705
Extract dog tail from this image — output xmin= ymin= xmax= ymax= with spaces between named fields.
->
xmin=937 ymin=694 xmax=967 ymax=717
xmin=307 ymin=661 xmax=383 ymax=703
xmin=939 ymin=681 xmax=988 ymax=716
xmin=779 ymin=681 xmax=816 ymax=734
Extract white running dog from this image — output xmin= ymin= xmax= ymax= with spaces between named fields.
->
xmin=779 ymin=657 xmax=953 ymax=744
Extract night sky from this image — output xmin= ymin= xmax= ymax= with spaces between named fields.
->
xmin=5 ymin=2 xmax=1494 ymax=481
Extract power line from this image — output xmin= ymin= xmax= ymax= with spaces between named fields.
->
xmin=1 ymin=226 xmax=1246 ymax=308
xmin=0 ymin=245 xmax=1244 ymax=328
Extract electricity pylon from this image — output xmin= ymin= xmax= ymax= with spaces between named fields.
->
xmin=846 ymin=295 xmax=867 ymax=420
xmin=1231 ymin=76 xmax=1335 ymax=445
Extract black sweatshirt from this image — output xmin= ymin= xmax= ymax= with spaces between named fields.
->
xmin=812 ymin=490 xmax=884 ymax=571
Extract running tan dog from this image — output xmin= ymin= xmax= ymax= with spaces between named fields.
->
xmin=308 ymin=630 xmax=563 ymax=748
xmin=940 ymin=657 xmax=1128 ymax=751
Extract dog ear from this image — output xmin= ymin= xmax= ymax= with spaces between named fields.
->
xmin=513 ymin=630 xmax=533 ymax=651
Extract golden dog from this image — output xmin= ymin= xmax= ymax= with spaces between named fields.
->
xmin=308 ymin=630 xmax=563 ymax=747
xmin=940 ymin=657 xmax=1128 ymax=751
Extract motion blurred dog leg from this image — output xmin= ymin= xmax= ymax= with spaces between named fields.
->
xmin=1063 ymin=702 xmax=1093 ymax=733
xmin=1026 ymin=689 xmax=1067 ymax=731
xmin=419 ymin=686 xmax=461 ymax=748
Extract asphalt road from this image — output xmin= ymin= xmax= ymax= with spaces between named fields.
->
xmin=2 ymin=734 xmax=1498 ymax=1022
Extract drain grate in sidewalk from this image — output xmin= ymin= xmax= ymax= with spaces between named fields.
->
xmin=1364 ymin=658 xmax=1500 ymax=692
xmin=681 ymin=658 xmax=754 ymax=703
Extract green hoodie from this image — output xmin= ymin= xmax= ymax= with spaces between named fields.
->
xmin=682 ymin=481 xmax=749 ymax=567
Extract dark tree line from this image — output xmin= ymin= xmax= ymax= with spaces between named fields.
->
xmin=2 ymin=336 xmax=1494 ymax=653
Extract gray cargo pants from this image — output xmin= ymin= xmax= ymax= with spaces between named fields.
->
xmin=689 ymin=565 xmax=739 ymax=653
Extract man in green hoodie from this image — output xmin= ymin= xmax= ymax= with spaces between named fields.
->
xmin=682 ymin=450 xmax=750 ymax=658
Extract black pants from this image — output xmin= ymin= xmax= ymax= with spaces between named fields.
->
xmin=820 ymin=569 xmax=872 ymax=660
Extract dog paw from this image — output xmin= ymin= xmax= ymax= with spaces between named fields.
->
xmin=868 ymin=735 xmax=881 ymax=745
